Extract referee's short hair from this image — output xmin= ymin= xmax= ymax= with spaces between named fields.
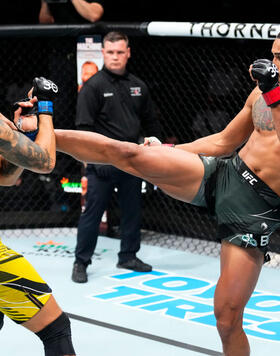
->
xmin=102 ymin=31 xmax=129 ymax=47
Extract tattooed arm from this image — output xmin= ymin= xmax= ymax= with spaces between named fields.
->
xmin=0 ymin=114 xmax=55 ymax=185
xmin=0 ymin=157 xmax=23 ymax=186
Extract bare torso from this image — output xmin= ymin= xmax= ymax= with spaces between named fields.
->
xmin=239 ymin=91 xmax=280 ymax=195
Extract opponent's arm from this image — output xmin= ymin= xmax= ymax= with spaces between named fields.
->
xmin=0 ymin=155 xmax=24 ymax=186
xmin=0 ymin=113 xmax=24 ymax=185
xmin=250 ymin=58 xmax=280 ymax=140
xmin=0 ymin=116 xmax=53 ymax=177
xmin=0 ymin=77 xmax=58 ymax=185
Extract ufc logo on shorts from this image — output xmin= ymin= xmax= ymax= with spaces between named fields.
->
xmin=43 ymin=79 xmax=58 ymax=93
xmin=242 ymin=170 xmax=258 ymax=186
xmin=260 ymin=235 xmax=270 ymax=246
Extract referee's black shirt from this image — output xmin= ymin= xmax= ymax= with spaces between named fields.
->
xmin=75 ymin=66 xmax=161 ymax=143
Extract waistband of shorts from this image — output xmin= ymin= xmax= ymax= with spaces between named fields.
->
xmin=232 ymin=155 xmax=280 ymax=206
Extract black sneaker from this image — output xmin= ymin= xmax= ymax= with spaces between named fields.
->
xmin=72 ymin=263 xmax=88 ymax=283
xmin=117 ymin=257 xmax=152 ymax=272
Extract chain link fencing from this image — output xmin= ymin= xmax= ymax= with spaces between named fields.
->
xmin=0 ymin=27 xmax=279 ymax=267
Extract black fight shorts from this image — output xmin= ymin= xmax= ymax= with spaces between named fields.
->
xmin=191 ymin=154 xmax=280 ymax=257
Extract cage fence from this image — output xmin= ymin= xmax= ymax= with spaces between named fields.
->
xmin=0 ymin=24 xmax=280 ymax=268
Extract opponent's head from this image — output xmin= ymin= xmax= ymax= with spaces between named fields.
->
xmin=102 ymin=31 xmax=131 ymax=75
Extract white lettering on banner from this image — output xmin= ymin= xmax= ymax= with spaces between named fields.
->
xmin=77 ymin=42 xmax=102 ymax=50
xmin=89 ymin=270 xmax=280 ymax=341
xmin=242 ymin=170 xmax=258 ymax=185
xmin=147 ymin=22 xmax=280 ymax=40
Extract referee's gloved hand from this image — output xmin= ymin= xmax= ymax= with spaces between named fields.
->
xmin=31 ymin=77 xmax=59 ymax=116
xmin=250 ymin=59 xmax=280 ymax=107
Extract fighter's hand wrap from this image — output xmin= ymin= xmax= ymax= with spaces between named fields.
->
xmin=11 ymin=98 xmax=38 ymax=141
xmin=32 ymin=77 xmax=58 ymax=115
xmin=251 ymin=59 xmax=280 ymax=107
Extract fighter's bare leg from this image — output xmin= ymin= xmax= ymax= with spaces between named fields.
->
xmin=22 ymin=295 xmax=62 ymax=333
xmin=214 ymin=241 xmax=263 ymax=356
xmin=55 ymin=129 xmax=204 ymax=203
xmin=23 ymin=295 xmax=75 ymax=355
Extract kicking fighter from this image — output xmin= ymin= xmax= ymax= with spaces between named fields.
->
xmin=54 ymin=40 xmax=280 ymax=356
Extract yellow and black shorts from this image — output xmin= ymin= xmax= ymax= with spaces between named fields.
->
xmin=0 ymin=240 xmax=52 ymax=324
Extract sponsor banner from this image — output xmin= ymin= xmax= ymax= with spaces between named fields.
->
xmin=4 ymin=237 xmax=108 ymax=259
xmin=147 ymin=22 xmax=280 ymax=40
xmin=77 ymin=35 xmax=103 ymax=92
xmin=61 ymin=177 xmax=82 ymax=193
xmin=90 ymin=270 xmax=280 ymax=342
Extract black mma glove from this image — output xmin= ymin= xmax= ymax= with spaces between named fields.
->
xmin=32 ymin=77 xmax=58 ymax=116
xmin=251 ymin=59 xmax=280 ymax=107
xmin=10 ymin=98 xmax=39 ymax=141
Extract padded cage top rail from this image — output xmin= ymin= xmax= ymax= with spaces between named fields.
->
xmin=147 ymin=22 xmax=280 ymax=40
xmin=0 ymin=22 xmax=279 ymax=40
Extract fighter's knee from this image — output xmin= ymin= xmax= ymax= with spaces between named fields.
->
xmin=36 ymin=312 xmax=76 ymax=356
xmin=111 ymin=141 xmax=139 ymax=164
xmin=215 ymin=307 xmax=243 ymax=339
xmin=121 ymin=142 xmax=139 ymax=158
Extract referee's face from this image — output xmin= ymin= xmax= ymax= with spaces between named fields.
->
xmin=102 ymin=40 xmax=131 ymax=75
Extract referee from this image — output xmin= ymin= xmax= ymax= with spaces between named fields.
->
xmin=72 ymin=31 xmax=162 ymax=283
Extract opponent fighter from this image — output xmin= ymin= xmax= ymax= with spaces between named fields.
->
xmin=54 ymin=33 xmax=280 ymax=356
xmin=0 ymin=77 xmax=76 ymax=356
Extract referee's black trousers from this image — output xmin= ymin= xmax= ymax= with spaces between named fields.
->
xmin=75 ymin=166 xmax=142 ymax=266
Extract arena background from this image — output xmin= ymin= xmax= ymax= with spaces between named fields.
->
xmin=1 ymin=22 xmax=280 ymax=264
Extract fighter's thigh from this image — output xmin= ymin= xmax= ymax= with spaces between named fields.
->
xmin=0 ymin=242 xmax=52 ymax=324
xmin=214 ymin=241 xmax=263 ymax=314
xmin=131 ymin=147 xmax=205 ymax=203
